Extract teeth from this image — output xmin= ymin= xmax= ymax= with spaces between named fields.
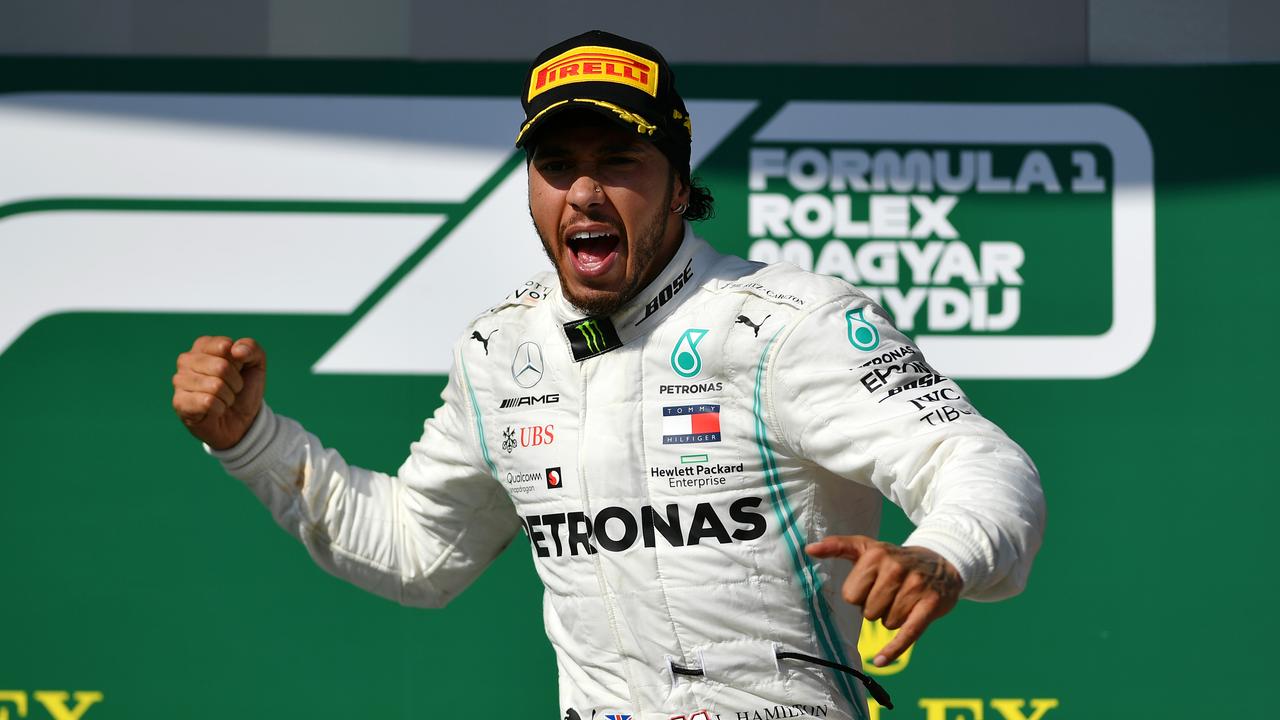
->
xmin=570 ymin=231 xmax=614 ymax=240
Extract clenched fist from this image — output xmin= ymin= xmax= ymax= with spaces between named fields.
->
xmin=172 ymin=335 xmax=267 ymax=450
xmin=806 ymin=535 xmax=962 ymax=668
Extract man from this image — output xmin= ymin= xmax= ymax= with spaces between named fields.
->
xmin=172 ymin=30 xmax=1044 ymax=720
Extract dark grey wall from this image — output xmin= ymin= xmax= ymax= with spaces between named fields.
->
xmin=0 ymin=0 xmax=1276 ymax=63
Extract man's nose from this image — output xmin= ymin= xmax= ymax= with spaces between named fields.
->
xmin=567 ymin=173 xmax=603 ymax=210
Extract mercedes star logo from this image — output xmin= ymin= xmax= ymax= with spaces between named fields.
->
xmin=511 ymin=341 xmax=544 ymax=388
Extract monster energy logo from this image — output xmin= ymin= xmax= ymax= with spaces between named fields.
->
xmin=576 ymin=320 xmax=606 ymax=353
xmin=563 ymin=315 xmax=622 ymax=361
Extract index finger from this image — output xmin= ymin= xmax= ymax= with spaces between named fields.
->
xmin=805 ymin=535 xmax=875 ymax=560
xmin=229 ymin=337 xmax=266 ymax=370
xmin=191 ymin=335 xmax=234 ymax=357
xmin=872 ymin=597 xmax=936 ymax=667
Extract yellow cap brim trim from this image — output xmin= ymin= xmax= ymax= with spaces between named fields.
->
xmin=516 ymin=98 xmax=658 ymax=146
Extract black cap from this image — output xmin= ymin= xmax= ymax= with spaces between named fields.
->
xmin=515 ymin=30 xmax=692 ymax=166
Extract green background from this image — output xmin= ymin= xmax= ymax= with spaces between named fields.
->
xmin=2 ymin=61 xmax=1277 ymax=718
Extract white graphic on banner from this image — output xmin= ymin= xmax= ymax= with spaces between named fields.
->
xmin=0 ymin=212 xmax=441 ymax=352
xmin=754 ymin=102 xmax=1154 ymax=379
xmin=0 ymin=94 xmax=756 ymax=374
xmin=4 ymin=97 xmax=1157 ymax=379
xmin=312 ymin=166 xmax=547 ymax=374
xmin=0 ymin=94 xmax=519 ymax=204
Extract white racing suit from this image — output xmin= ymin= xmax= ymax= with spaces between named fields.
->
xmin=207 ymin=227 xmax=1045 ymax=720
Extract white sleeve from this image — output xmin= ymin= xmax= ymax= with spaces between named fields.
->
xmin=769 ymin=293 xmax=1046 ymax=601
xmin=202 ymin=346 xmax=519 ymax=608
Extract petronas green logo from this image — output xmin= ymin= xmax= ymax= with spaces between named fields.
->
xmin=576 ymin=319 xmax=605 ymax=354
xmin=671 ymin=328 xmax=709 ymax=378
xmin=845 ymin=308 xmax=880 ymax=351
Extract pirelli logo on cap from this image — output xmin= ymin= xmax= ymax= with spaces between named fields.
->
xmin=528 ymin=45 xmax=659 ymax=101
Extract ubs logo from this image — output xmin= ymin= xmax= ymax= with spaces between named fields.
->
xmin=503 ymin=424 xmax=556 ymax=453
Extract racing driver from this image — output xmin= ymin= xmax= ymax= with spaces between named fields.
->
xmin=172 ymin=30 xmax=1045 ymax=720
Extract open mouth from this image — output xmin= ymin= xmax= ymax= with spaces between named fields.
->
xmin=566 ymin=229 xmax=621 ymax=277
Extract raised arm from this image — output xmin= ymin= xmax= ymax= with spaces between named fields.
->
xmin=173 ymin=335 xmax=519 ymax=607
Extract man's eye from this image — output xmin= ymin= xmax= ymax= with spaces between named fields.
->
xmin=606 ymin=155 xmax=638 ymax=165
xmin=538 ymin=160 xmax=571 ymax=174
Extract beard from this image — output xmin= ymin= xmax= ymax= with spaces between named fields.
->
xmin=534 ymin=176 xmax=674 ymax=317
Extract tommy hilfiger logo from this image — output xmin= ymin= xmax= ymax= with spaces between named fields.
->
xmin=661 ymin=404 xmax=721 ymax=444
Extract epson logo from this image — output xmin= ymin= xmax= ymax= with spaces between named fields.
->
xmin=520 ymin=496 xmax=767 ymax=558
xmin=500 ymin=393 xmax=560 ymax=409
xmin=859 ymin=359 xmax=937 ymax=394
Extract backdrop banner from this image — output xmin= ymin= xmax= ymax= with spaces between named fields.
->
xmin=2 ymin=59 xmax=1276 ymax=719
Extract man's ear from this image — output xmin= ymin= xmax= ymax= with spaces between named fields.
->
xmin=672 ymin=171 xmax=691 ymax=205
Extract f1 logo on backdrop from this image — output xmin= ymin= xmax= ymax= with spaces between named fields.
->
xmin=0 ymin=94 xmax=1151 ymax=379
xmin=0 ymin=93 xmax=753 ymax=375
